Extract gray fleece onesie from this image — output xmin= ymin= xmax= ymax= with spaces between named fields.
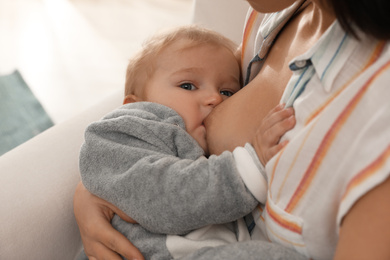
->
xmin=78 ymin=102 xmax=304 ymax=260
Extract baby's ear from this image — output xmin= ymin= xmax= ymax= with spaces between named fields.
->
xmin=123 ymin=94 xmax=140 ymax=104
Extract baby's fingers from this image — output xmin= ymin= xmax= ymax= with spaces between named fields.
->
xmin=262 ymin=113 xmax=295 ymax=147
xmin=261 ymin=104 xmax=294 ymax=131
xmin=270 ymin=114 xmax=295 ymax=139
xmin=264 ymin=140 xmax=289 ymax=162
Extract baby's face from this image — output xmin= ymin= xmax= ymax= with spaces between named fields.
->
xmin=143 ymin=40 xmax=241 ymax=154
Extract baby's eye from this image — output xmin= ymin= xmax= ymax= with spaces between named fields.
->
xmin=220 ymin=90 xmax=235 ymax=97
xmin=179 ymin=83 xmax=196 ymax=90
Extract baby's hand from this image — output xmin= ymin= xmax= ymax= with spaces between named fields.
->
xmin=253 ymin=104 xmax=295 ymax=166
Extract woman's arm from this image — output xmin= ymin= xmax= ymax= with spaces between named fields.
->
xmin=334 ymin=176 xmax=390 ymax=260
xmin=73 ymin=182 xmax=144 ymax=260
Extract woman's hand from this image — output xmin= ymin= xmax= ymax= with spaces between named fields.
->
xmin=253 ymin=104 xmax=295 ymax=166
xmin=73 ymin=182 xmax=144 ymax=260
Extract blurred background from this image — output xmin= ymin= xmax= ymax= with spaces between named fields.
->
xmin=0 ymin=0 xmax=250 ymax=155
xmin=0 ymin=0 xmax=194 ymax=124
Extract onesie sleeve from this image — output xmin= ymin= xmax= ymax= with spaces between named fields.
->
xmin=80 ymin=103 xmax=260 ymax=235
xmin=232 ymin=143 xmax=267 ymax=204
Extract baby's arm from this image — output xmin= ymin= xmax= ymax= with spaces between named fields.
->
xmin=252 ymin=104 xmax=295 ymax=166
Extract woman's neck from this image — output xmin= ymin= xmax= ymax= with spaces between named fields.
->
xmin=298 ymin=1 xmax=336 ymax=41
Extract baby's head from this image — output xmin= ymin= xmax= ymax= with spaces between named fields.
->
xmin=124 ymin=25 xmax=241 ymax=154
xmin=124 ymin=25 xmax=240 ymax=99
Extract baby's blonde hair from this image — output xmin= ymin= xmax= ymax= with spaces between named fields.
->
xmin=124 ymin=25 xmax=239 ymax=97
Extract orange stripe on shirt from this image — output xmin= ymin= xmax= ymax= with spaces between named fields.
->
xmin=269 ymin=145 xmax=285 ymax=189
xmin=263 ymin=219 xmax=306 ymax=247
xmin=305 ymin=41 xmax=386 ymax=125
xmin=266 ymin=201 xmax=302 ymax=234
xmin=241 ymin=10 xmax=259 ymax=68
xmin=342 ymin=144 xmax=390 ymax=201
xmin=276 ymin=122 xmax=317 ymax=203
xmin=285 ymin=60 xmax=390 ymax=213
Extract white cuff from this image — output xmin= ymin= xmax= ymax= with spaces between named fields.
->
xmin=232 ymin=143 xmax=267 ymax=204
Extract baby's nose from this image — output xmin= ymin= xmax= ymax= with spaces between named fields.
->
xmin=204 ymin=91 xmax=223 ymax=107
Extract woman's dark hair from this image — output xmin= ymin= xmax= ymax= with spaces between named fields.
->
xmin=325 ymin=0 xmax=390 ymax=40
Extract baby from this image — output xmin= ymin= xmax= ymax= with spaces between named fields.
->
xmin=79 ymin=25 xmax=294 ymax=259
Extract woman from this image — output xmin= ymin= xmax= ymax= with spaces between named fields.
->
xmin=74 ymin=0 xmax=390 ymax=259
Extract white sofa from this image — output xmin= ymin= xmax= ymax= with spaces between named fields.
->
xmin=0 ymin=1 xmax=250 ymax=259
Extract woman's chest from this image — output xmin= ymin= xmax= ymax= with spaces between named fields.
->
xmin=258 ymin=63 xmax=390 ymax=259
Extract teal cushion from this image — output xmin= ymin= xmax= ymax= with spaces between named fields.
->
xmin=0 ymin=70 xmax=54 ymax=155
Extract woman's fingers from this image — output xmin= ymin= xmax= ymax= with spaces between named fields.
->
xmin=104 ymin=200 xmax=138 ymax=225
xmin=80 ymin=218 xmax=125 ymax=260
xmin=91 ymin=220 xmax=144 ymax=260
xmin=85 ymin=241 xmax=123 ymax=260
xmin=73 ymin=182 xmax=144 ymax=260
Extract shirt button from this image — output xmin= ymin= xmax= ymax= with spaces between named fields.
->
xmin=294 ymin=60 xmax=307 ymax=68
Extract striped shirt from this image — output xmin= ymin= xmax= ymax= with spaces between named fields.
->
xmin=242 ymin=2 xmax=390 ymax=259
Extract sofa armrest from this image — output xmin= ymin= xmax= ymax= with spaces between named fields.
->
xmin=0 ymin=90 xmax=123 ymax=260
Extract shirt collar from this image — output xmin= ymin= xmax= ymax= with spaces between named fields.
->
xmin=255 ymin=2 xmax=360 ymax=93
xmin=289 ymin=21 xmax=359 ymax=92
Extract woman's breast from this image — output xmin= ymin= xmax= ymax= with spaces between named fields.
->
xmin=205 ymin=57 xmax=292 ymax=155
